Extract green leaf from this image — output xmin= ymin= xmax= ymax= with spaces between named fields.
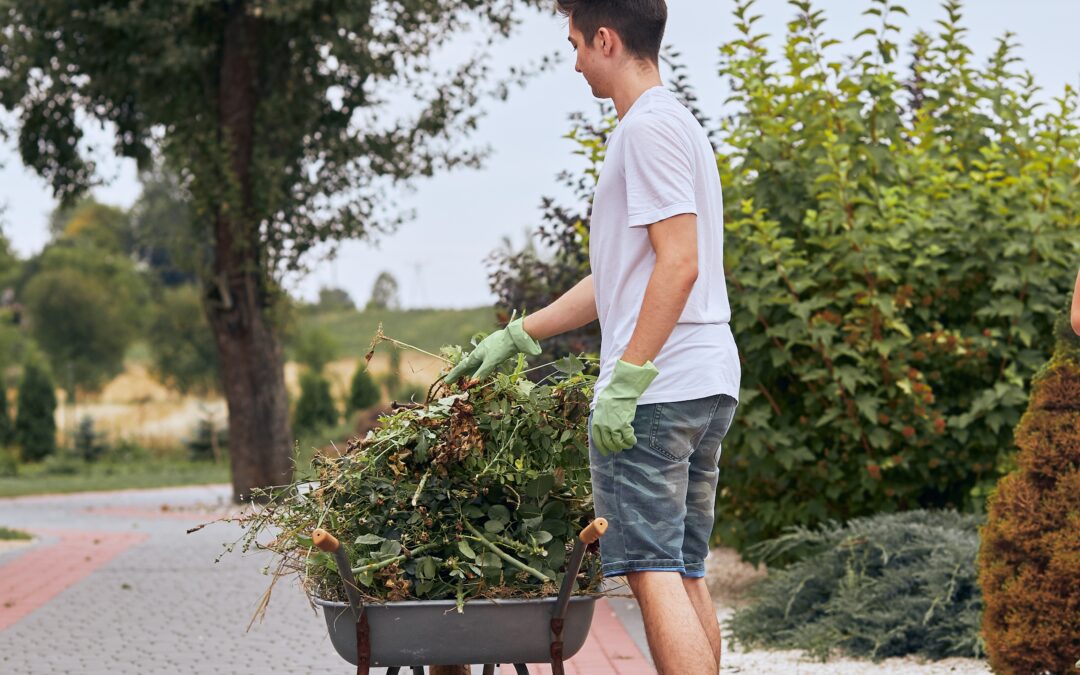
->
xmin=354 ymin=533 xmax=385 ymax=546
xmin=458 ymin=540 xmax=477 ymax=559
xmin=484 ymin=519 xmax=505 ymax=533
xmin=488 ymin=504 xmax=511 ymax=523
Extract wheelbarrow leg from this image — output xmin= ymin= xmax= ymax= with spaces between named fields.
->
xmin=411 ymin=668 xmax=424 ymax=675
xmin=482 ymin=665 xmax=496 ymax=675
xmin=513 ymin=665 xmax=530 ymax=675
xmin=385 ymin=669 xmax=400 ymax=675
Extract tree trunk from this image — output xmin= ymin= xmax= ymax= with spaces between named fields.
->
xmin=207 ymin=2 xmax=293 ymax=502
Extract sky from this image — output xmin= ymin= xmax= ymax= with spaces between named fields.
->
xmin=1 ymin=0 xmax=1077 ymax=309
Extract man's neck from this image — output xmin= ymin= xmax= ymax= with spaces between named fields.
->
xmin=612 ymin=67 xmax=663 ymax=120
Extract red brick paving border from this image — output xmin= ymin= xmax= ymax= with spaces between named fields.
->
xmin=0 ymin=528 xmax=147 ymax=631
xmin=528 ymin=598 xmax=656 ymax=674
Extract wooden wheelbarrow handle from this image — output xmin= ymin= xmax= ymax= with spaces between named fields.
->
xmin=578 ymin=517 xmax=607 ymax=545
xmin=312 ymin=528 xmax=340 ymax=553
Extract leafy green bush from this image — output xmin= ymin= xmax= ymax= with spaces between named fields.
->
xmin=14 ymin=363 xmax=57 ymax=461
xmin=293 ymin=371 xmax=338 ymax=434
xmin=347 ymin=363 xmax=381 ymax=413
xmin=146 ymin=285 xmax=219 ymax=394
xmin=728 ymin=510 xmax=984 ymax=661
xmin=0 ymin=446 xmax=18 ymax=478
xmin=978 ymin=310 xmax=1080 ymax=674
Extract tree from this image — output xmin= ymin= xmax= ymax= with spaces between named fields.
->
xmin=22 ymin=267 xmax=137 ymax=393
xmin=0 ymin=379 xmax=12 ymax=446
xmin=317 ymin=286 xmax=356 ymax=312
xmin=366 ymin=271 xmax=402 ymax=311
xmin=978 ymin=310 xmax=1080 ymax=674
xmin=146 ymin=285 xmax=220 ymax=394
xmin=347 ymin=363 xmax=381 ymax=414
xmin=0 ymin=0 xmax=551 ymax=501
xmin=129 ymin=165 xmax=202 ymax=287
xmin=14 ymin=363 xmax=57 ymax=461
xmin=49 ymin=198 xmax=134 ymax=255
xmin=293 ymin=325 xmax=339 ymax=375
xmin=293 ymin=370 xmax=338 ymax=435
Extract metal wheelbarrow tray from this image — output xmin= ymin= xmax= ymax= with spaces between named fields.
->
xmin=310 ymin=518 xmax=608 ymax=674
xmin=315 ymin=594 xmax=597 ymax=667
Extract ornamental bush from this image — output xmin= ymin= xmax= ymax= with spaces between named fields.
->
xmin=347 ymin=363 xmax=381 ymax=414
xmin=490 ymin=1 xmax=1080 ymax=550
xmin=293 ymin=370 xmax=338 ymax=435
xmin=977 ymin=310 xmax=1080 ymax=674
xmin=14 ymin=363 xmax=57 ymax=461
xmin=728 ymin=509 xmax=984 ymax=661
xmin=713 ymin=0 xmax=1080 ymax=548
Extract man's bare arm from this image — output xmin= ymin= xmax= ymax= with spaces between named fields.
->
xmin=522 ymin=274 xmax=598 ymax=341
xmin=621 ymin=213 xmax=699 ymax=366
xmin=1071 ymin=268 xmax=1080 ymax=337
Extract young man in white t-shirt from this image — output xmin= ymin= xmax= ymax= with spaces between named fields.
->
xmin=444 ymin=1 xmax=740 ymax=672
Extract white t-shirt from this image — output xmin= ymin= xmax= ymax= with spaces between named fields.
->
xmin=589 ymin=85 xmax=741 ymax=409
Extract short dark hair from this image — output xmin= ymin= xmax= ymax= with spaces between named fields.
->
xmin=555 ymin=0 xmax=667 ymax=64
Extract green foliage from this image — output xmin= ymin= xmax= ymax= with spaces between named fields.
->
xmin=146 ymin=285 xmax=220 ymax=394
xmin=347 ymin=364 xmax=381 ymax=414
xmin=73 ymin=415 xmax=108 ymax=463
xmin=14 ymin=363 xmax=57 ymax=461
xmin=365 ymin=271 xmax=401 ymax=311
xmin=293 ymin=371 xmax=339 ymax=434
xmin=0 ymin=526 xmax=31 ymax=541
xmin=978 ymin=308 xmax=1080 ymax=675
xmin=236 ymin=349 xmax=601 ymax=604
xmin=48 ymin=198 xmax=134 ymax=255
xmin=316 ymin=286 xmax=356 ymax=312
xmin=0 ymin=382 xmax=12 ymax=446
xmin=711 ymin=0 xmax=1080 ymax=547
xmin=129 ymin=165 xmax=201 ymax=287
xmin=21 ymin=267 xmax=138 ymax=392
xmin=729 ymin=510 xmax=984 ymax=661
xmin=0 ymin=447 xmax=18 ymax=478
xmin=292 ymin=325 xmax=339 ymax=374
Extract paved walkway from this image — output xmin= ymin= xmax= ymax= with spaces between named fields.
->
xmin=0 ymin=485 xmax=656 ymax=674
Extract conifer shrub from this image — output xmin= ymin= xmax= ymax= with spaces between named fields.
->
xmin=14 ymin=363 xmax=57 ymax=461
xmin=728 ymin=510 xmax=984 ymax=661
xmin=347 ymin=363 xmax=381 ymax=414
xmin=978 ymin=312 xmax=1080 ymax=674
xmin=293 ymin=370 xmax=338 ymax=434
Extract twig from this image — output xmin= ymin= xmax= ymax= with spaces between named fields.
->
xmin=464 ymin=521 xmax=552 ymax=583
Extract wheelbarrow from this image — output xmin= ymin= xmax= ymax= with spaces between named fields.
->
xmin=311 ymin=518 xmax=608 ymax=675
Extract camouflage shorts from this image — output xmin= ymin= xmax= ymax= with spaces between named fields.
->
xmin=588 ymin=393 xmax=739 ymax=578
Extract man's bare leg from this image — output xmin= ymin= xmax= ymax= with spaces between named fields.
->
xmin=626 ymin=571 xmax=717 ymax=675
xmin=682 ymin=576 xmax=721 ymax=669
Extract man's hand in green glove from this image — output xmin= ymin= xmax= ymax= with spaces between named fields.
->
xmin=591 ymin=359 xmax=660 ymax=455
xmin=444 ymin=316 xmax=542 ymax=383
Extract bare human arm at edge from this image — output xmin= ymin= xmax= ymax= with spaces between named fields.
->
xmin=619 ymin=212 xmax=699 ymax=367
xmin=1071 ymin=268 xmax=1080 ymax=337
xmin=521 ymin=274 xmax=598 ymax=341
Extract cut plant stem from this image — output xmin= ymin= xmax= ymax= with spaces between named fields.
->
xmin=464 ymin=521 xmax=551 ymax=583
xmin=350 ymin=541 xmax=441 ymax=574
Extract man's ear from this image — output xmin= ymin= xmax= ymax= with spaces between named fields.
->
xmin=596 ymin=26 xmax=617 ymax=56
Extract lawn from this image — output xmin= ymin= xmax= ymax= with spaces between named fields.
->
xmin=298 ymin=306 xmax=499 ymax=359
xmin=0 ymin=459 xmax=230 ymax=499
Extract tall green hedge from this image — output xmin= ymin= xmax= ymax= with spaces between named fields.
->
xmin=293 ymin=370 xmax=338 ymax=435
xmin=14 ymin=363 xmax=57 ymax=461
xmin=486 ymin=0 xmax=1079 ymax=550
xmin=712 ymin=0 xmax=1079 ymax=548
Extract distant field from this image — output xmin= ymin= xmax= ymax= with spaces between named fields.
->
xmin=300 ymin=306 xmax=499 ymax=359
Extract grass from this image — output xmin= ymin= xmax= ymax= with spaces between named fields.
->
xmin=0 ymin=526 xmax=31 ymax=540
xmin=296 ymin=306 xmax=498 ymax=359
xmin=0 ymin=459 xmax=230 ymax=498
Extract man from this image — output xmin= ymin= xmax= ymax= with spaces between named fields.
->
xmin=444 ymin=1 xmax=740 ymax=672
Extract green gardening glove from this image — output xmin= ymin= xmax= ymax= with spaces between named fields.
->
xmin=591 ymin=359 xmax=660 ymax=455
xmin=444 ymin=316 xmax=542 ymax=383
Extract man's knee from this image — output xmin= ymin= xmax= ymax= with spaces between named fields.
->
xmin=625 ymin=569 xmax=683 ymax=595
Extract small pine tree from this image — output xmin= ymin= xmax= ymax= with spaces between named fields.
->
xmin=73 ymin=415 xmax=108 ymax=462
xmin=347 ymin=364 xmax=381 ymax=414
xmin=14 ymin=363 xmax=57 ymax=461
xmin=293 ymin=371 xmax=338 ymax=434
xmin=978 ymin=311 xmax=1080 ymax=674
xmin=0 ymin=382 xmax=12 ymax=446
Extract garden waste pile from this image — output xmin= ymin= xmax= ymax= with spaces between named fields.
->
xmin=234 ymin=343 xmax=602 ymax=612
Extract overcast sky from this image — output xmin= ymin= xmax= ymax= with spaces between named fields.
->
xmin=1 ymin=0 xmax=1077 ymax=309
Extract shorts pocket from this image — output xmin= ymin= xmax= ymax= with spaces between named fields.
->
xmin=647 ymin=395 xmax=720 ymax=462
